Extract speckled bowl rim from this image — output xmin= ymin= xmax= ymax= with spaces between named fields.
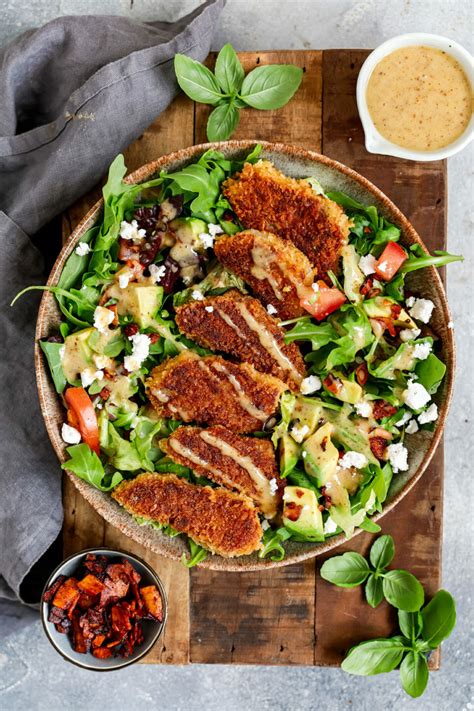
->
xmin=36 ymin=140 xmax=454 ymax=571
xmin=40 ymin=547 xmax=168 ymax=671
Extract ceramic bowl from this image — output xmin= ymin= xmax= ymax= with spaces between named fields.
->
xmin=36 ymin=140 xmax=455 ymax=570
xmin=357 ymin=33 xmax=474 ymax=161
xmin=41 ymin=548 xmax=167 ymax=670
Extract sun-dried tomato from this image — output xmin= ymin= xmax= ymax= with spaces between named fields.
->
xmin=372 ymin=400 xmax=398 ymax=420
xmin=370 ymin=436 xmax=388 ymax=460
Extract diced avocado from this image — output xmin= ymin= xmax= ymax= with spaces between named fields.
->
xmin=279 ymin=434 xmax=301 ymax=477
xmin=324 ymin=373 xmax=363 ymax=404
xmin=302 ymin=422 xmax=339 ymax=485
xmin=370 ymin=341 xmax=429 ymax=379
xmin=324 ymin=405 xmax=378 ymax=465
xmin=291 ymin=397 xmax=324 ymax=436
xmin=342 ymin=245 xmax=365 ymax=303
xmin=112 ymin=283 xmax=163 ymax=329
xmin=282 ymin=486 xmax=324 ymax=540
xmin=330 ymin=488 xmax=377 ymax=537
xmin=62 ymin=328 xmax=95 ymax=383
xmin=364 ymin=297 xmax=416 ymax=329
xmin=170 ymin=217 xmax=207 ymax=241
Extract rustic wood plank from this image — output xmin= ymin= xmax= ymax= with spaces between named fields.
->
xmin=190 ymin=50 xmax=322 ymax=666
xmin=194 ymin=50 xmax=322 ymax=149
xmin=314 ymin=49 xmax=445 ymax=669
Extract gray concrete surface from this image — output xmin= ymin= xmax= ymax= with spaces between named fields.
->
xmin=0 ymin=1 xmax=473 ymax=709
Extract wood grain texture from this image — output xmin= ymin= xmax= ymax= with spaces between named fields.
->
xmin=60 ymin=49 xmax=445 ymax=667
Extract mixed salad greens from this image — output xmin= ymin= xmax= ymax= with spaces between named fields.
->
xmin=15 ymin=144 xmax=462 ymax=566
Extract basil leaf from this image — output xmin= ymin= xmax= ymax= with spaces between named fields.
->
xmin=370 ymin=534 xmax=395 ymax=571
xmin=320 ymin=552 xmax=370 ymax=588
xmin=214 ymin=43 xmax=245 ymax=93
xmin=421 ymin=589 xmax=456 ymax=648
xmin=240 ymin=65 xmax=303 ymax=110
xmin=39 ymin=341 xmax=66 ymax=394
xmin=365 ymin=573 xmax=384 ymax=608
xmin=398 ymin=610 xmax=423 ymax=641
xmin=341 ymin=636 xmax=406 ymax=675
xmin=207 ymin=101 xmax=240 ymax=142
xmin=358 ymin=517 xmax=381 ymax=533
xmin=382 ymin=570 xmax=425 ymax=611
xmin=399 ymin=651 xmax=429 ymax=698
xmin=181 ymin=539 xmax=208 ymax=568
xmin=415 ymin=353 xmax=446 ymax=395
xmin=61 ymin=444 xmax=123 ymax=492
xmin=174 ymin=54 xmax=224 ymax=105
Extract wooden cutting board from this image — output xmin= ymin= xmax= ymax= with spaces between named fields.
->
xmin=62 ymin=50 xmax=446 ymax=667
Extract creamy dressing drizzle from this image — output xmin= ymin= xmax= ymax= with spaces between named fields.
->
xmin=250 ymin=244 xmax=311 ymax=301
xmin=199 ymin=430 xmax=278 ymax=515
xmin=210 ymin=361 xmax=268 ymax=421
xmin=168 ymin=437 xmax=228 ymax=480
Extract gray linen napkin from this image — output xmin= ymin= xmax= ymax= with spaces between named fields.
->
xmin=0 ymin=0 xmax=224 ymax=602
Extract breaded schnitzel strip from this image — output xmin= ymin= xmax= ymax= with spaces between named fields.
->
xmin=147 ymin=351 xmax=286 ymax=433
xmin=214 ymin=230 xmax=314 ymax=320
xmin=175 ymin=290 xmax=306 ymax=391
xmin=223 ymin=161 xmax=349 ymax=278
xmin=161 ymin=425 xmax=283 ymax=517
xmin=112 ymin=473 xmax=262 ymax=557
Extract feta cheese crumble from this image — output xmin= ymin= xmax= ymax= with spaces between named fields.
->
xmin=75 ymin=242 xmax=90 ymax=257
xmin=290 ymin=424 xmax=310 ymax=443
xmin=205 ymin=306 xmax=214 ymax=313
xmin=118 ymin=270 xmax=131 ymax=289
xmin=300 ymin=375 xmax=322 ymax=395
xmin=61 ymin=423 xmax=81 ymax=445
xmin=418 ymin=403 xmax=438 ymax=425
xmin=399 ymin=327 xmax=421 ymax=342
xmin=198 ymin=232 xmax=214 ymax=249
xmin=261 ymin=519 xmax=270 ymax=531
xmin=80 ymin=368 xmax=104 ymax=388
xmin=191 ymin=290 xmax=204 ymax=301
xmin=396 ymin=411 xmax=412 ymax=427
xmin=405 ymin=419 xmax=419 ymax=434
xmin=386 ymin=442 xmax=409 ymax=473
xmin=269 ymin=478 xmax=278 ymax=495
xmin=119 ymin=219 xmax=146 ymax=243
xmin=408 ymin=297 xmax=435 ymax=324
xmin=339 ymin=451 xmax=368 ymax=470
xmin=266 ymin=304 xmax=278 ymax=315
xmin=359 ymin=254 xmax=377 ymax=276
xmin=324 ymin=517 xmax=338 ymax=534
xmin=93 ymin=306 xmax=114 ymax=334
xmin=355 ymin=400 xmax=373 ymax=418
xmin=406 ymin=296 xmax=416 ymax=308
xmin=413 ymin=342 xmax=432 ymax=361
xmin=149 ymin=264 xmax=166 ymax=284
xmin=124 ymin=333 xmax=151 ymax=372
xmin=402 ymin=381 xmax=431 ymax=410
xmin=93 ymin=354 xmax=114 ymax=370
xmin=208 ymin=223 xmax=224 ymax=238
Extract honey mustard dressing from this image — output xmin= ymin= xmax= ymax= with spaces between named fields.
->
xmin=366 ymin=46 xmax=473 ymax=151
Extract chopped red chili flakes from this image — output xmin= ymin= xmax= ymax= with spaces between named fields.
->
xmin=43 ymin=553 xmax=163 ymax=658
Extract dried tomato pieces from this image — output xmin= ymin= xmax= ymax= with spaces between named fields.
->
xmin=372 ymin=400 xmax=398 ymax=420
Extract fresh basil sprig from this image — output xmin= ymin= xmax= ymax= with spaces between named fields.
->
xmin=321 ymin=535 xmax=424 ymax=611
xmin=174 ymin=44 xmax=303 ymax=141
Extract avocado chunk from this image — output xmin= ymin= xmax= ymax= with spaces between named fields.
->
xmin=291 ymin=397 xmax=324 ymax=436
xmin=282 ymin=486 xmax=324 ymax=540
xmin=324 ymin=405 xmax=378 ymax=465
xmin=302 ymin=422 xmax=339 ymax=485
xmin=323 ymin=373 xmax=363 ymax=404
xmin=62 ymin=328 xmax=95 ymax=383
xmin=111 ymin=283 xmax=163 ymax=329
xmin=170 ymin=217 xmax=207 ymax=240
xmin=279 ymin=434 xmax=301 ymax=477
xmin=364 ymin=297 xmax=416 ymax=329
xmin=342 ymin=245 xmax=365 ymax=303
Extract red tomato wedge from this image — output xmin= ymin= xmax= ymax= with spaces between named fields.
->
xmin=300 ymin=281 xmax=347 ymax=320
xmin=374 ymin=242 xmax=407 ymax=281
xmin=64 ymin=387 xmax=100 ymax=455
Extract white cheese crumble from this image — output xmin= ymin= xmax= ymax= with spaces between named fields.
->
xmin=61 ymin=423 xmax=82 ymax=445
xmin=396 ymin=411 xmax=412 ymax=427
xmin=119 ymin=219 xmax=146 ymax=243
xmin=406 ymin=296 xmax=416 ymax=308
xmin=386 ymin=442 xmax=409 ymax=473
xmin=358 ymin=254 xmax=377 ymax=276
xmin=261 ymin=519 xmax=270 ymax=531
xmin=93 ymin=306 xmax=115 ymax=334
xmin=402 ymin=381 xmax=431 ymax=410
xmin=118 ymin=270 xmax=132 ymax=289
xmin=324 ymin=517 xmax=338 ymax=534
xmin=124 ymin=333 xmax=151 ymax=372
xmin=405 ymin=419 xmax=419 ymax=434
xmin=198 ymin=232 xmax=214 ymax=249
xmin=311 ymin=282 xmax=320 ymax=292
xmin=269 ymin=478 xmax=278 ymax=495
xmin=408 ymin=297 xmax=435 ymax=324
xmin=266 ymin=304 xmax=278 ymax=315
xmin=93 ymin=354 xmax=114 ymax=370
xmin=290 ymin=424 xmax=310 ymax=443
xmin=339 ymin=451 xmax=368 ymax=470
xmin=149 ymin=264 xmax=166 ymax=284
xmin=208 ymin=223 xmax=224 ymax=238
xmin=413 ymin=342 xmax=432 ymax=361
xmin=300 ymin=375 xmax=322 ymax=395
xmin=447 ymin=321 xmax=454 ymax=329
xmin=399 ymin=327 xmax=421 ymax=342
xmin=418 ymin=403 xmax=438 ymax=425
xmin=80 ymin=368 xmax=104 ymax=388
xmin=191 ymin=290 xmax=204 ymax=301
xmin=75 ymin=242 xmax=91 ymax=257
xmin=354 ymin=400 xmax=373 ymax=418
xmin=205 ymin=306 xmax=214 ymax=313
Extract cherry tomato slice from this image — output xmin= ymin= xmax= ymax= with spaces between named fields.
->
xmin=64 ymin=387 xmax=100 ymax=455
xmin=374 ymin=242 xmax=407 ymax=281
xmin=300 ymin=281 xmax=346 ymax=320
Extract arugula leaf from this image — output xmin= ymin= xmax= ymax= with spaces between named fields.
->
xmin=61 ymin=444 xmax=123 ymax=491
xmin=365 ymin=573 xmax=384 ymax=608
xmin=181 ymin=539 xmax=208 ymax=568
xmin=399 ymin=246 xmax=463 ymax=274
xmin=284 ymin=319 xmax=338 ymax=348
xmin=341 ymin=636 xmax=407 ymax=675
xmin=174 ymin=54 xmax=224 ymax=105
xmin=39 ymin=341 xmax=66 ymax=393
xmin=214 ymin=43 xmax=245 ymax=94
xmin=240 ymin=64 xmax=303 ymax=109
xmin=382 ymin=569 xmax=425 ymax=612
xmin=399 ymin=651 xmax=429 ymax=698
xmin=320 ymin=552 xmax=371 ymax=587
xmin=369 ymin=534 xmax=395 ymax=571
xmin=258 ymin=527 xmax=292 ymax=561
xmin=207 ymin=100 xmax=240 ymax=142
xmin=420 ymin=589 xmax=456 ymax=648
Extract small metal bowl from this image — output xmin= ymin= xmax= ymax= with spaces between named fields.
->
xmin=40 ymin=547 xmax=167 ymax=671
